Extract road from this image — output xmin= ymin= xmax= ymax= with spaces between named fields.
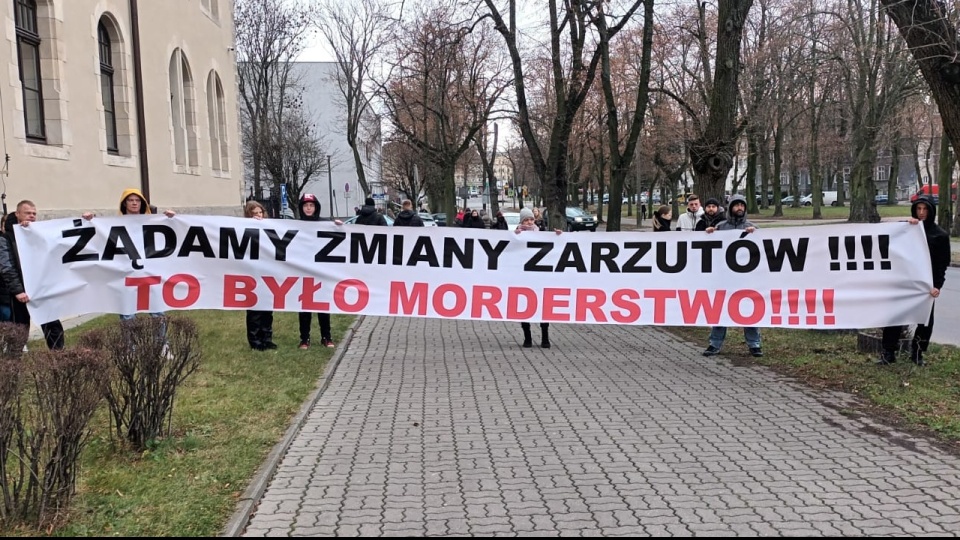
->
xmin=932 ymin=267 xmax=960 ymax=347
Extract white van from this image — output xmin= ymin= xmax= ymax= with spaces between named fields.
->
xmin=822 ymin=191 xmax=840 ymax=206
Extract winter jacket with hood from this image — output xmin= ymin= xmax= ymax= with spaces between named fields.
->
xmin=394 ymin=209 xmax=424 ymax=227
xmin=0 ymin=213 xmax=23 ymax=297
xmin=715 ymin=195 xmax=756 ymax=231
xmin=298 ymin=193 xmax=334 ymax=222
xmin=913 ymin=197 xmax=950 ymax=290
xmin=119 ymin=188 xmax=153 ymax=214
xmin=354 ymin=199 xmax=388 ymax=226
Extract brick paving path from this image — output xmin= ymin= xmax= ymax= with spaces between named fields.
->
xmin=242 ymin=317 xmax=960 ymax=536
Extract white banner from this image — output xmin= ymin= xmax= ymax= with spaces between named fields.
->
xmin=15 ymin=216 xmax=934 ymax=328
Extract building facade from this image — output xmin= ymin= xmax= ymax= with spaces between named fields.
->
xmin=1 ymin=0 xmax=243 ymax=219
xmin=285 ymin=62 xmax=382 ymax=218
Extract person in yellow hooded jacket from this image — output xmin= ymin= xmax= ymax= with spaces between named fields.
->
xmin=82 ymin=189 xmax=176 ymax=357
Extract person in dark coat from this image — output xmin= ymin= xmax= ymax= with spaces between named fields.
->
xmin=393 ymin=199 xmax=424 ymax=227
xmin=702 ymin=195 xmax=762 ymax=358
xmin=0 ymin=201 xmax=65 ymax=349
xmin=244 ymin=201 xmax=277 ymax=351
xmin=652 ymin=205 xmax=673 ymax=232
xmin=462 ymin=209 xmax=485 ymax=229
xmin=297 ymin=194 xmax=339 ymax=349
xmin=493 ymin=211 xmax=509 ymax=230
xmin=877 ymin=196 xmax=950 ymax=366
xmin=695 ymin=197 xmax=726 ymax=231
xmin=354 ymin=197 xmax=388 ymax=226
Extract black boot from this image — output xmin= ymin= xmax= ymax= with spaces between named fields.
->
xmin=876 ymin=349 xmax=896 ymax=365
xmin=521 ymin=323 xmax=532 ymax=348
xmin=910 ymin=340 xmax=925 ymax=366
xmin=540 ymin=324 xmax=550 ymax=349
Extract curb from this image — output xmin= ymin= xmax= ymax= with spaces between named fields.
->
xmin=220 ymin=315 xmax=366 ymax=537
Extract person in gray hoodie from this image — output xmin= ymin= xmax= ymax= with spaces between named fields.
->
xmin=702 ymin=195 xmax=762 ymax=358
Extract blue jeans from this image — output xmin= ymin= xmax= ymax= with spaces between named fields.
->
xmin=709 ymin=326 xmax=761 ymax=350
xmin=0 ymin=303 xmax=11 ymax=322
xmin=120 ymin=312 xmax=168 ymax=344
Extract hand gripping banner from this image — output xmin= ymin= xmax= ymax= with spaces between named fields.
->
xmin=15 ymin=216 xmax=934 ymax=328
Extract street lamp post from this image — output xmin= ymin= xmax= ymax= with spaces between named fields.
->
xmin=327 ymin=155 xmax=334 ymax=218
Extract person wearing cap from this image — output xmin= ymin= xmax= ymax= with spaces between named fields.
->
xmin=676 ymin=194 xmax=704 ymax=231
xmin=514 ymin=207 xmax=562 ymax=348
xmin=354 ymin=197 xmax=388 ymax=226
xmin=296 ymin=194 xmax=343 ymax=349
xmin=877 ymin=196 xmax=949 ymax=366
xmin=703 ymin=195 xmax=762 ymax=358
xmin=695 ymin=197 xmax=726 ymax=231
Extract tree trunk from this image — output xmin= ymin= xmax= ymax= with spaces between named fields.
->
xmin=937 ymin=131 xmax=955 ymax=230
xmin=848 ymin=133 xmax=881 ymax=223
xmin=689 ymin=0 xmax=754 ymax=203
xmin=745 ymin=129 xmax=759 ymax=213
xmin=759 ymin=136 xmax=771 ymax=211
xmin=772 ymin=127 xmax=784 ymax=217
xmin=882 ymin=0 xmax=960 ymax=167
xmin=887 ymin=138 xmax=900 ymax=205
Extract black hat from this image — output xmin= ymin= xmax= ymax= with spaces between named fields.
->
xmin=364 ymin=197 xmax=375 ymax=206
xmin=705 ymin=197 xmax=721 ymax=207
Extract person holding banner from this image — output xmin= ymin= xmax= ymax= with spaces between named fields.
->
xmin=676 ymin=194 xmax=704 ymax=231
xmin=703 ymin=195 xmax=762 ymax=358
xmin=81 ymin=189 xmax=177 ymax=357
xmin=515 ymin=207 xmax=563 ymax=348
xmin=0 ymin=201 xmax=65 ymax=349
xmin=243 ymin=201 xmax=278 ymax=351
xmin=695 ymin=198 xmax=726 ymax=231
xmin=297 ymin=194 xmax=339 ymax=349
xmin=877 ymin=196 xmax=950 ymax=366
xmin=652 ymin=205 xmax=673 ymax=232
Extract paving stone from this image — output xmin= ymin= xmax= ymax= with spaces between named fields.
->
xmin=240 ymin=318 xmax=960 ymax=538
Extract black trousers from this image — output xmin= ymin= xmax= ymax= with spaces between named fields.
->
xmin=246 ymin=310 xmax=274 ymax=348
xmin=882 ymin=304 xmax=935 ymax=352
xmin=11 ymin=300 xmax=64 ymax=350
xmin=299 ymin=312 xmax=332 ymax=343
xmin=521 ymin=322 xmax=549 ymax=333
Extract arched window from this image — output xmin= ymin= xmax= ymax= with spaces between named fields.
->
xmin=201 ymin=0 xmax=219 ymax=19
xmin=98 ymin=22 xmax=118 ymax=154
xmin=207 ymin=71 xmax=229 ymax=172
xmin=169 ymin=48 xmax=198 ymax=169
xmin=14 ymin=0 xmax=44 ymax=141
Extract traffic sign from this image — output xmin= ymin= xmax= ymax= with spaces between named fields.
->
xmin=344 ymin=183 xmax=350 ymax=193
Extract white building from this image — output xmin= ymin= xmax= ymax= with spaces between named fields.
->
xmin=290 ymin=62 xmax=382 ymax=217
xmin=1 ymin=0 xmax=244 ymax=218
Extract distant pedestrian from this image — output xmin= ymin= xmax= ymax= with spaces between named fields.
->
xmin=493 ymin=211 xmax=509 ymax=230
xmin=462 ymin=209 xmax=485 ymax=229
xmin=354 ymin=197 xmax=388 ymax=226
xmin=702 ymin=195 xmax=762 ymax=358
xmin=533 ymin=207 xmax=546 ymax=230
xmin=652 ymin=205 xmax=672 ymax=232
xmin=876 ymin=196 xmax=950 ymax=366
xmin=394 ymin=199 xmax=424 ymax=227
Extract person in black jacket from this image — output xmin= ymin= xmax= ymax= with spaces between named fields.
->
xmin=652 ymin=205 xmax=672 ymax=232
xmin=493 ymin=211 xmax=509 ymax=230
xmin=297 ymin=194 xmax=338 ymax=349
xmin=393 ymin=199 xmax=424 ymax=227
xmin=0 ymin=201 xmax=65 ymax=349
xmin=354 ymin=197 xmax=388 ymax=226
xmin=462 ymin=209 xmax=485 ymax=229
xmin=244 ymin=201 xmax=277 ymax=351
xmin=877 ymin=196 xmax=950 ymax=366
xmin=695 ymin=198 xmax=726 ymax=231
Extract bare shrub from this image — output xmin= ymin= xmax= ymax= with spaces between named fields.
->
xmin=0 ymin=346 xmax=108 ymax=529
xmin=0 ymin=323 xmax=29 ymax=524
xmin=90 ymin=316 xmax=202 ymax=450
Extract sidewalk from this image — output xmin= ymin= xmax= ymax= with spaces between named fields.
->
xmin=235 ymin=317 xmax=960 ymax=536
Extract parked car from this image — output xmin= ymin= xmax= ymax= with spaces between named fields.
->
xmin=565 ymin=207 xmax=597 ymax=232
xmin=419 ymin=213 xmax=438 ymax=227
xmin=431 ymin=213 xmax=447 ymax=226
xmin=501 ymin=212 xmax=522 ymax=229
xmin=800 ymin=194 xmax=813 ymax=206
xmin=781 ymin=195 xmax=796 ymax=205
xmin=343 ymin=214 xmax=395 ymax=226
xmin=874 ymin=194 xmax=895 ymax=205
xmin=602 ymin=194 xmax=629 ymax=205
